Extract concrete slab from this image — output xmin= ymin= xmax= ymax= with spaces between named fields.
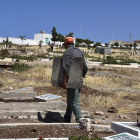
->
xmin=2 ymin=97 xmax=34 ymax=100
xmin=10 ymin=87 xmax=34 ymax=93
xmin=0 ymin=110 xmax=90 ymax=119
xmin=0 ymin=92 xmax=37 ymax=98
xmin=111 ymin=122 xmax=140 ymax=137
xmin=34 ymin=94 xmax=62 ymax=102
xmin=104 ymin=132 xmax=140 ymax=140
xmin=0 ymin=102 xmax=66 ymax=111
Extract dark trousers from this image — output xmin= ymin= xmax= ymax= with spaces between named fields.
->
xmin=51 ymin=46 xmax=53 ymax=51
xmin=64 ymin=88 xmax=82 ymax=123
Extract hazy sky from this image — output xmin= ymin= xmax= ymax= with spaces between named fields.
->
xmin=0 ymin=0 xmax=140 ymax=43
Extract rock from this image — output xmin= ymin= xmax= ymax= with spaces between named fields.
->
xmin=92 ymin=120 xmax=100 ymax=124
xmin=95 ymin=111 xmax=105 ymax=116
xmin=119 ymin=115 xmax=127 ymax=119
xmin=108 ymin=106 xmax=118 ymax=113
xmin=9 ymin=87 xmax=13 ymax=90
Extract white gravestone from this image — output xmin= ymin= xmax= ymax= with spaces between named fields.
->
xmin=34 ymin=94 xmax=62 ymax=102
xmin=10 ymin=87 xmax=33 ymax=93
xmin=2 ymin=87 xmax=34 ymax=93
xmin=104 ymin=132 xmax=140 ymax=140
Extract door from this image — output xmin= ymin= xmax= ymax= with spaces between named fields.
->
xmin=45 ymin=38 xmax=49 ymax=44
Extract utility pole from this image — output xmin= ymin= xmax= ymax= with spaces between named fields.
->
xmin=81 ymin=25 xmax=82 ymax=39
xmin=130 ymin=33 xmax=131 ymax=43
xmin=112 ymin=30 xmax=114 ymax=41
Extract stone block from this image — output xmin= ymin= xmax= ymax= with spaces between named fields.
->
xmin=79 ymin=118 xmax=91 ymax=131
xmin=51 ymin=57 xmax=82 ymax=89
xmin=0 ymin=102 xmax=66 ymax=111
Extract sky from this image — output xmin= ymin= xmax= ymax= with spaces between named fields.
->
xmin=0 ymin=0 xmax=140 ymax=43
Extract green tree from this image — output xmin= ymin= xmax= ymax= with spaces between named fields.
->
xmin=3 ymin=36 xmax=12 ymax=48
xmin=58 ymin=33 xmax=65 ymax=42
xmin=65 ymin=32 xmax=74 ymax=37
xmin=114 ymin=42 xmax=119 ymax=47
xmin=84 ymin=39 xmax=94 ymax=49
xmin=105 ymin=43 xmax=109 ymax=46
xmin=76 ymin=38 xmax=84 ymax=44
xmin=0 ymin=49 xmax=10 ymax=57
xmin=94 ymin=42 xmax=101 ymax=46
xmin=133 ymin=42 xmax=138 ymax=52
xmin=19 ymin=35 xmax=26 ymax=45
xmin=51 ymin=26 xmax=58 ymax=43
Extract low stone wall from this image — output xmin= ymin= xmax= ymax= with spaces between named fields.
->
xmin=104 ymin=64 xmax=139 ymax=68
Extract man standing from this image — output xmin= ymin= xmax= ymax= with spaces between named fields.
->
xmin=51 ymin=43 xmax=54 ymax=51
xmin=61 ymin=37 xmax=88 ymax=123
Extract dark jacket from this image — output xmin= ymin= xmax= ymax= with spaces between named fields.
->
xmin=62 ymin=46 xmax=88 ymax=78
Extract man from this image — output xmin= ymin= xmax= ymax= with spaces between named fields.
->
xmin=61 ymin=37 xmax=88 ymax=123
xmin=51 ymin=43 xmax=54 ymax=51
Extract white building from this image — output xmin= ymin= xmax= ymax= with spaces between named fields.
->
xmin=0 ymin=31 xmax=75 ymax=46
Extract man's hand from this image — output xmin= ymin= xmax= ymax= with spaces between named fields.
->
xmin=61 ymin=73 xmax=68 ymax=89
xmin=61 ymin=81 xmax=67 ymax=89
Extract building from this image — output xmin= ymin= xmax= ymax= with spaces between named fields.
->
xmin=134 ymin=40 xmax=140 ymax=44
xmin=109 ymin=40 xmax=130 ymax=46
xmin=95 ymin=46 xmax=111 ymax=55
xmin=100 ymin=47 xmax=111 ymax=55
xmin=0 ymin=31 xmax=75 ymax=46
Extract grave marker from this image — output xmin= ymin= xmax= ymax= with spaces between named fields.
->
xmin=34 ymin=94 xmax=62 ymax=102
xmin=104 ymin=132 xmax=140 ymax=140
xmin=10 ymin=87 xmax=34 ymax=93
xmin=51 ymin=57 xmax=83 ymax=89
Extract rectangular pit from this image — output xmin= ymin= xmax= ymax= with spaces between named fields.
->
xmin=111 ymin=122 xmax=140 ymax=137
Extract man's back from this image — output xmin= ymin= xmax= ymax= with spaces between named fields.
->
xmin=63 ymin=46 xmax=88 ymax=78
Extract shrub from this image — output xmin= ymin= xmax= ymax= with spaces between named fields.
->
xmin=19 ymin=48 xmax=26 ymax=53
xmin=0 ymin=49 xmax=10 ymax=57
xmin=11 ymin=55 xmax=34 ymax=62
xmin=12 ymin=63 xmax=31 ymax=72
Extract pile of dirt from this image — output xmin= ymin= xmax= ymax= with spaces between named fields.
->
xmin=0 ymin=125 xmax=115 ymax=138
xmin=34 ymin=86 xmax=111 ymax=97
xmin=0 ymin=98 xmax=44 ymax=102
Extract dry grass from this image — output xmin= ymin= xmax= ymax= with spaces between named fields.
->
xmin=0 ymin=66 xmax=52 ymax=91
xmin=83 ymin=74 xmax=127 ymax=88
xmin=15 ymin=66 xmax=52 ymax=81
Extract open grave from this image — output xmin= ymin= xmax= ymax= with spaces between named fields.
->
xmin=111 ymin=121 xmax=140 ymax=137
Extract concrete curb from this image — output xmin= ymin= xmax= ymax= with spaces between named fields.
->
xmin=0 ymin=102 xmax=66 ymax=111
xmin=91 ymin=124 xmax=112 ymax=132
xmin=0 ymin=123 xmax=79 ymax=128
xmin=0 ymin=123 xmax=112 ymax=131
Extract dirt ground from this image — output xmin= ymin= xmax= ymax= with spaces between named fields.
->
xmin=0 ymin=125 xmax=115 ymax=139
